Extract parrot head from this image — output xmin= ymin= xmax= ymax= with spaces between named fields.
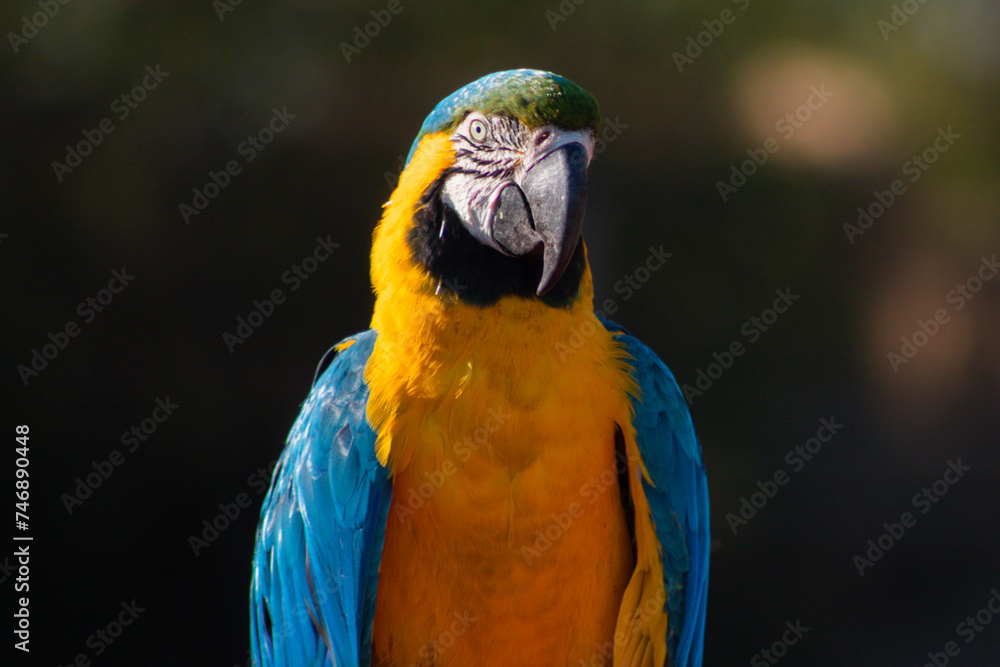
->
xmin=378 ymin=70 xmax=601 ymax=307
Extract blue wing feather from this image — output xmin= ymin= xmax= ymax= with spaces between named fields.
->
xmin=602 ymin=318 xmax=710 ymax=667
xmin=251 ymin=322 xmax=706 ymax=666
xmin=251 ymin=330 xmax=391 ymax=667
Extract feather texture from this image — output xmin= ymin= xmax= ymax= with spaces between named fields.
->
xmin=250 ymin=321 xmax=709 ymax=667
xmin=251 ymin=331 xmax=392 ymax=667
xmin=605 ymin=318 xmax=710 ymax=667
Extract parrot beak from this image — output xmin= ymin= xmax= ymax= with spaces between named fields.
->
xmin=489 ymin=142 xmax=589 ymax=295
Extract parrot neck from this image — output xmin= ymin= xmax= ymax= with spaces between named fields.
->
xmin=365 ymin=266 xmax=614 ymax=469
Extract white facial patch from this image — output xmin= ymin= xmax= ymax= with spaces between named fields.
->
xmin=440 ymin=116 xmax=595 ymax=247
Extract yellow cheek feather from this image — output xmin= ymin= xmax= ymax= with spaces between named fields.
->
xmin=365 ymin=132 xmax=670 ymax=666
xmin=370 ymin=133 xmax=457 ymax=307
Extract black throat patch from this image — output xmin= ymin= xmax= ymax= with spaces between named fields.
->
xmin=406 ymin=175 xmax=585 ymax=308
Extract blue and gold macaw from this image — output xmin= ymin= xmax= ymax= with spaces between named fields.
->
xmin=251 ymin=70 xmax=709 ymax=667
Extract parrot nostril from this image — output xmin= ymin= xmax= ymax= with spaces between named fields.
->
xmin=534 ymin=131 xmax=550 ymax=146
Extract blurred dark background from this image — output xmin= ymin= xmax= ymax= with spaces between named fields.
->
xmin=3 ymin=1 xmax=999 ymax=665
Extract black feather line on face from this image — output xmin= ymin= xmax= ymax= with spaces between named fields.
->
xmin=406 ymin=173 xmax=585 ymax=308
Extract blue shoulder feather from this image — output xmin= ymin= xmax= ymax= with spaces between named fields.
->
xmin=251 ymin=323 xmax=706 ymax=665
xmin=251 ymin=330 xmax=392 ymax=667
xmin=602 ymin=318 xmax=710 ymax=667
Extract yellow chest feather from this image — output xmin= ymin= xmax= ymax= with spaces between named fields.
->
xmin=367 ymin=293 xmax=637 ymax=665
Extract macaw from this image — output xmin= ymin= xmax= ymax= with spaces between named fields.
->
xmin=250 ymin=69 xmax=709 ymax=667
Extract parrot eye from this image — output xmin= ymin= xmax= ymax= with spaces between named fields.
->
xmin=469 ymin=118 xmax=489 ymax=143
